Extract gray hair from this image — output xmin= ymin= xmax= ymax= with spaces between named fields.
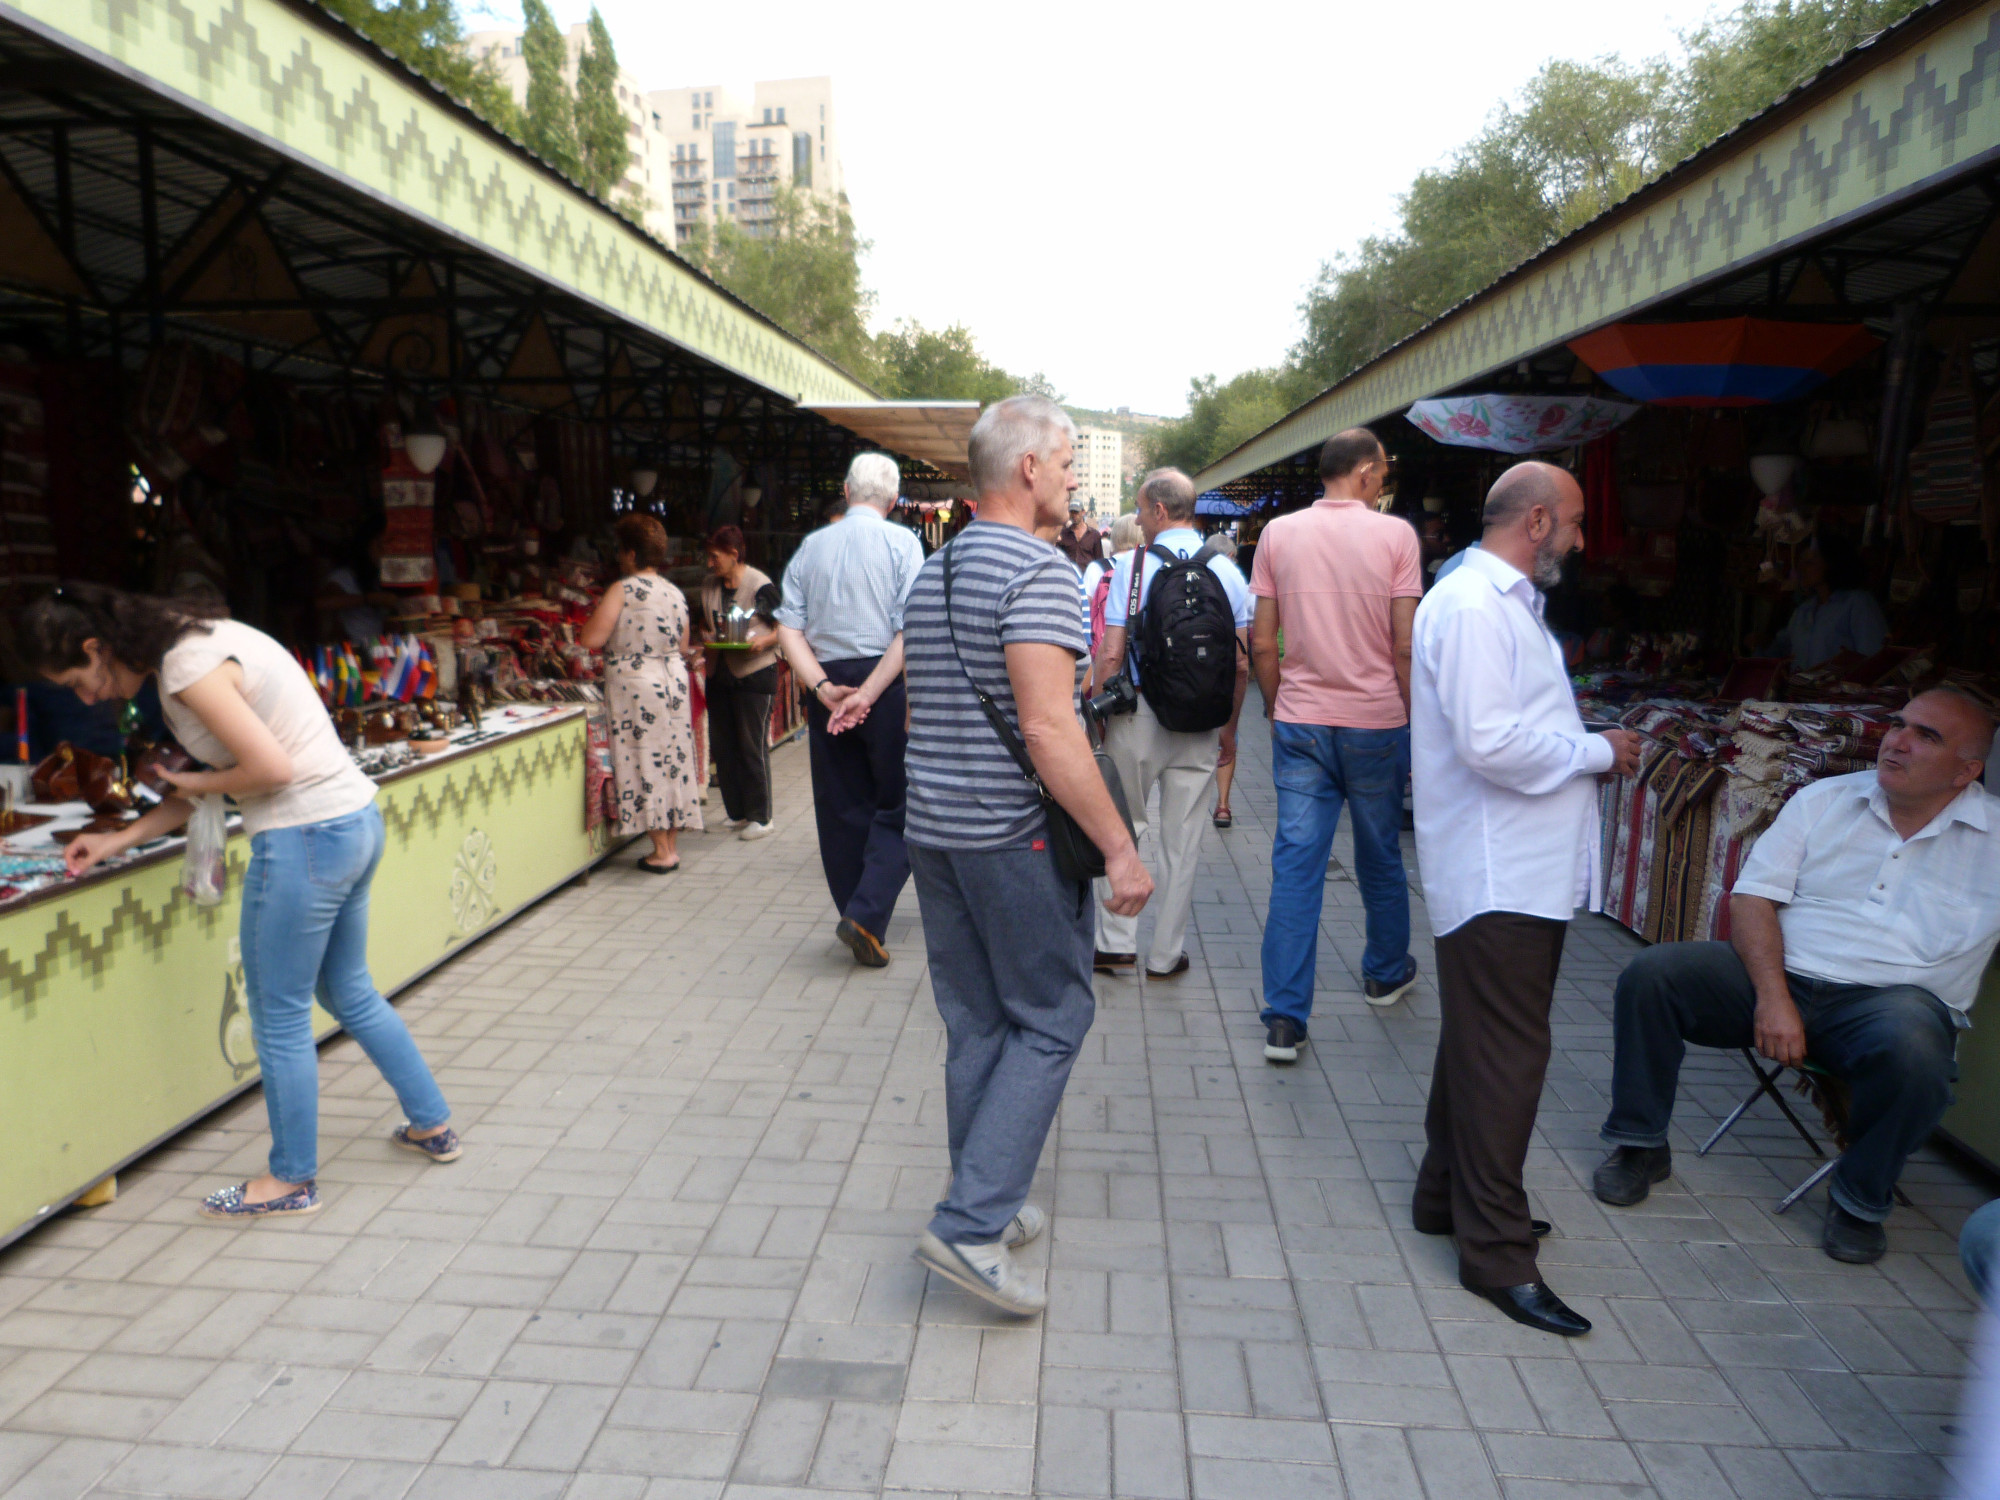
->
xmin=1108 ymin=513 xmax=1144 ymax=553
xmin=1482 ymin=461 xmax=1567 ymax=528
xmin=967 ymin=395 xmax=1076 ymax=497
xmin=844 ymin=452 xmax=900 ymax=511
xmin=1138 ymin=467 xmax=1197 ymax=523
xmin=1206 ymin=531 xmax=1237 ymax=560
xmin=1924 ymin=683 xmax=1999 ymax=764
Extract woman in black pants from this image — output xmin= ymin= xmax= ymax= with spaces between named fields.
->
xmin=699 ymin=525 xmax=779 ymax=840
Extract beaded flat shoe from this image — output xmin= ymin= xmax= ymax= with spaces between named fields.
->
xmin=197 ymin=1181 xmax=320 ymax=1221
xmin=391 ymin=1125 xmax=462 ymax=1163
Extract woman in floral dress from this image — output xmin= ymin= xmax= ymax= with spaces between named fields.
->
xmin=581 ymin=513 xmax=703 ymax=871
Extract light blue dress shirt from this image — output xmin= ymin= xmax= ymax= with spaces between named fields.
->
xmin=1769 ymin=588 xmax=1888 ymax=670
xmin=775 ymin=505 xmax=927 ymax=663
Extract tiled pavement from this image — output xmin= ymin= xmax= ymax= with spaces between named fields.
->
xmin=0 ymin=711 xmax=1992 ymax=1500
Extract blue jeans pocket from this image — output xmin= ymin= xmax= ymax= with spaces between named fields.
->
xmin=303 ymin=815 xmax=375 ymax=891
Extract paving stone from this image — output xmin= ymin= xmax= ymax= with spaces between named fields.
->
xmin=0 ymin=723 xmax=1986 ymax=1500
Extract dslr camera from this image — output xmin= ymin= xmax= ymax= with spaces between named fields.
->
xmin=1084 ymin=673 xmax=1139 ymax=727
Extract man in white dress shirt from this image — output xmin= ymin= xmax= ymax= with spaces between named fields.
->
xmin=1596 ymin=686 xmax=2000 ymax=1265
xmin=1410 ymin=462 xmax=1641 ymax=1337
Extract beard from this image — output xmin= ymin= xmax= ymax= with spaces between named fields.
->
xmin=1531 ymin=534 xmax=1568 ymax=589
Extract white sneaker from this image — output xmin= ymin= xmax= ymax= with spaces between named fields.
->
xmin=738 ymin=821 xmax=775 ymax=841
xmin=721 ymin=817 xmax=749 ymax=831
xmin=1004 ymin=1204 xmax=1046 ymax=1249
xmin=913 ymin=1230 xmax=1046 ymax=1315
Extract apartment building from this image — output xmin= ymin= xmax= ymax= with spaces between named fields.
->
xmin=650 ymin=79 xmax=842 ymax=247
xmin=1074 ymin=426 xmax=1124 ymax=522
xmin=462 ymin=30 xmax=843 ymax=251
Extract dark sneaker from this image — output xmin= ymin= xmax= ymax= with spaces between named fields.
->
xmin=1592 ymin=1145 xmax=1672 ymax=1206
xmin=1264 ymin=1017 xmax=1304 ymax=1064
xmin=392 ymin=1125 xmax=462 ymax=1163
xmin=197 ymin=1181 xmax=320 ymax=1221
xmin=1093 ymin=950 xmax=1136 ymax=974
xmin=1363 ymin=962 xmax=1419 ymax=1008
xmin=1822 ymin=1203 xmax=1888 ymax=1264
xmin=836 ymin=919 xmax=890 ymax=968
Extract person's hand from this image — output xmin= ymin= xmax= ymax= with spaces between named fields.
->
xmin=64 ymin=831 xmax=125 ymax=878
xmin=1101 ymin=846 xmax=1154 ymax=917
xmin=826 ymin=688 xmax=875 ymax=735
xmin=1753 ymin=987 xmax=1807 ymax=1069
xmin=1598 ymin=728 xmax=1642 ymax=777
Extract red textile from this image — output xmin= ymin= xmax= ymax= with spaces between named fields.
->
xmin=1583 ymin=433 xmax=1624 ymax=563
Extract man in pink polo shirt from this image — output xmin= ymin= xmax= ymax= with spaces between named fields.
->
xmin=1251 ymin=428 xmax=1424 ymax=1064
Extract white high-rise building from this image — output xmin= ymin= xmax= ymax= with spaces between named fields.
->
xmin=1074 ymin=426 xmax=1124 ymax=523
xmin=463 ymin=30 xmax=844 ymax=250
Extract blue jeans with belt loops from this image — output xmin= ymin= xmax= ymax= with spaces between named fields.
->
xmin=1259 ymin=721 xmax=1414 ymax=1031
xmin=239 ymin=804 xmax=450 ymax=1184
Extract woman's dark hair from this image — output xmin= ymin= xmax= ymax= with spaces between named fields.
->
xmin=705 ymin=524 xmax=745 ymax=560
xmin=17 ymin=582 xmax=224 ymax=676
xmin=612 ymin=513 xmax=669 ymax=569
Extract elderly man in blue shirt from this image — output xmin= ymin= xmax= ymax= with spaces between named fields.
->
xmin=775 ymin=452 xmax=926 ymax=968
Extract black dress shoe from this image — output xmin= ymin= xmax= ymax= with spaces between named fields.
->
xmin=1413 ymin=1215 xmax=1552 ymax=1238
xmin=1462 ymin=1279 xmax=1591 ymax=1336
xmin=1093 ymin=950 xmax=1136 ymax=974
xmin=1822 ymin=1203 xmax=1888 ymax=1264
xmin=1592 ymin=1145 xmax=1672 ymax=1206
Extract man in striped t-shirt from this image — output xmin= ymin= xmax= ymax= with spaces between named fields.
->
xmin=902 ymin=395 xmax=1153 ymax=1316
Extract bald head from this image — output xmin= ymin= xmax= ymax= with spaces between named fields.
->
xmin=1478 ymin=461 xmax=1587 ymax=588
xmin=1483 ymin=462 xmax=1580 ymax=529
xmin=1914 ymin=686 xmax=1997 ymax=763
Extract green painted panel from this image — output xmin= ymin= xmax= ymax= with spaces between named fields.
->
xmin=1943 ymin=960 xmax=2000 ymax=1171
xmin=1197 ymin=1 xmax=2000 ymax=490
xmin=6 ymin=0 xmax=873 ymax=406
xmin=0 ymin=715 xmax=599 ymax=1243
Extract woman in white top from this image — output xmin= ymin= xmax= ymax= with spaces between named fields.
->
xmin=22 ymin=583 xmax=458 ymax=1221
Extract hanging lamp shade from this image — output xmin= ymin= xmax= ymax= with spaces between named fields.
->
xmin=1567 ymin=318 xmax=1880 ymax=406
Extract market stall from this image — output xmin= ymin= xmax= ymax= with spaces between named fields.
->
xmin=1191 ymin=0 xmax=2000 ymax=1169
xmin=0 ymin=0 xmax=957 ymax=1245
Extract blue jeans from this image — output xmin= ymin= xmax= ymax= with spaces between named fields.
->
xmin=1601 ymin=941 xmax=1958 ymax=1222
xmin=1964 ymin=1199 xmax=2000 ymax=1303
xmin=910 ymin=841 xmax=1095 ymax=1243
xmin=1260 ymin=721 xmax=1413 ymax=1030
xmin=240 ymin=804 xmax=450 ymax=1183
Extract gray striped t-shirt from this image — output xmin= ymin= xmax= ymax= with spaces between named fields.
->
xmin=904 ymin=522 xmax=1089 ymax=850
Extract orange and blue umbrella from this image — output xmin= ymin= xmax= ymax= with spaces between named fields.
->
xmin=1568 ymin=318 xmax=1880 ymax=407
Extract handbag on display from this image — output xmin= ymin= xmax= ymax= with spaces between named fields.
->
xmin=939 ymin=541 xmax=1134 ymax=885
xmin=31 ymin=743 xmax=131 ymax=814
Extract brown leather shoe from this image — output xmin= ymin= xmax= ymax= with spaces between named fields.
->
xmin=836 ymin=919 xmax=889 ymax=968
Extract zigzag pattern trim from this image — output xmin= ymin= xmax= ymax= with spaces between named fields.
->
xmin=13 ymin=0 xmax=874 ymax=406
xmin=0 ymin=725 xmax=582 ymax=1000
xmin=1199 ymin=3 xmax=2000 ymax=488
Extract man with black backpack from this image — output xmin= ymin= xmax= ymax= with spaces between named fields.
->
xmin=1090 ymin=467 xmax=1252 ymax=979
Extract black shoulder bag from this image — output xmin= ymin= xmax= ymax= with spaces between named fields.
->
xmin=940 ymin=541 xmax=1135 ymax=884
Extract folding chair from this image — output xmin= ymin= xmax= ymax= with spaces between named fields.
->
xmin=1696 ymin=1049 xmax=1912 ymax=1214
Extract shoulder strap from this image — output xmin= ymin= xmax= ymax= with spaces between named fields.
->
xmin=1126 ymin=546 xmax=1146 ymax=625
xmin=941 ymin=542 xmax=1043 ymax=789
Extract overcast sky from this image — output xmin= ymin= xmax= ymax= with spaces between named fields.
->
xmin=475 ymin=0 xmax=1727 ymax=415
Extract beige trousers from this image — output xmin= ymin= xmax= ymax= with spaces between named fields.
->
xmin=1093 ymin=698 xmax=1220 ymax=969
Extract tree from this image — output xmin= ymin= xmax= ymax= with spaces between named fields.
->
xmin=684 ymin=189 xmax=879 ymax=378
xmin=873 ymin=322 xmax=1054 ymax=403
xmin=1144 ymin=368 xmax=1316 ymax=477
xmin=520 ymin=0 xmax=580 ymax=181
xmin=319 ymin=0 xmax=520 ymax=134
xmin=574 ymin=8 xmax=632 ymax=202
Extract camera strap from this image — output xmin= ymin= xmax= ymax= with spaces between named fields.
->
xmin=939 ymin=540 xmax=1047 ymax=792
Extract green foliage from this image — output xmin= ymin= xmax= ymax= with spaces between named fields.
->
xmin=520 ymin=0 xmax=580 ymax=180
xmin=1162 ymin=0 xmax=1929 ymax=477
xmin=574 ymin=8 xmax=632 ymax=202
xmin=872 ymin=322 xmax=1057 ymax=403
xmin=683 ymin=189 xmax=880 ymax=377
xmin=318 ymin=0 xmax=519 ymax=134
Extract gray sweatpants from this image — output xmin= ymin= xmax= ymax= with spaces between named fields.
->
xmin=909 ymin=841 xmax=1097 ymax=1243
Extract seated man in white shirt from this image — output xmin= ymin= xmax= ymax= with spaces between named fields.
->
xmin=1594 ymin=687 xmax=2000 ymax=1265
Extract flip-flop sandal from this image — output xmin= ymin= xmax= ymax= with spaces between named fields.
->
xmin=1212 ymin=810 xmax=1233 ymax=828
xmin=638 ymin=857 xmax=681 ymax=874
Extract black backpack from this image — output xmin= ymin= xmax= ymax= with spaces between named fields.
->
xmin=1131 ymin=542 xmax=1237 ymax=732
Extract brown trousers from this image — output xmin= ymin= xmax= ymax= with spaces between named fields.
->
xmin=1413 ymin=911 xmax=1568 ymax=1288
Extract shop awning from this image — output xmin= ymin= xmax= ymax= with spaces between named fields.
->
xmin=800 ymin=402 xmax=982 ymax=478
